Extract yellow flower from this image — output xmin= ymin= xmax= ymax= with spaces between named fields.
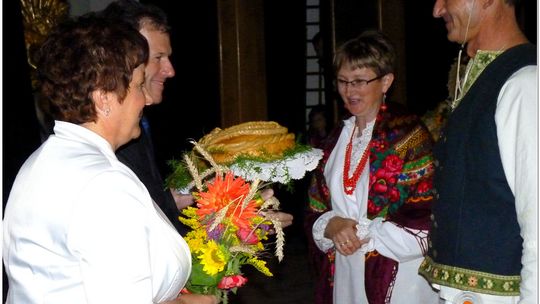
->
xmin=246 ymin=257 xmax=273 ymax=277
xmin=198 ymin=240 xmax=228 ymax=275
xmin=179 ymin=206 xmax=204 ymax=230
xmin=184 ymin=229 xmax=208 ymax=253
xmin=182 ymin=206 xmax=199 ymax=218
xmin=186 ymin=238 xmax=204 ymax=254
xmin=179 ymin=216 xmax=202 ymax=230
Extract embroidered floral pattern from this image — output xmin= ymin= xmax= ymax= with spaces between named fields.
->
xmin=368 ymin=147 xmax=406 ymax=219
xmin=398 ymin=155 xmax=434 ymax=185
xmin=452 ymin=50 xmax=503 ymax=110
xmin=419 ymin=257 xmax=521 ymax=296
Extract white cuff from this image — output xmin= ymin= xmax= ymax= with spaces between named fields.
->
xmin=312 ymin=210 xmax=337 ymax=252
xmin=356 ymin=218 xmax=375 ymax=253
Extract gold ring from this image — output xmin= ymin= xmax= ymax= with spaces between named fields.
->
xmin=339 ymin=239 xmax=350 ymax=247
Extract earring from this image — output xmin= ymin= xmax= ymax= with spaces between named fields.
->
xmin=381 ymin=94 xmax=387 ymax=111
xmin=104 ymin=108 xmax=111 ymax=117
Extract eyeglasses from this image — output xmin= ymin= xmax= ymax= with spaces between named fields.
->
xmin=336 ymin=74 xmax=385 ymax=90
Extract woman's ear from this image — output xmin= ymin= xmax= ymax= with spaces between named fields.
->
xmin=382 ymin=73 xmax=394 ymax=93
xmin=91 ymin=90 xmax=112 ymax=117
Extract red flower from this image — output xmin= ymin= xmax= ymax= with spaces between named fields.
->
xmin=218 ymin=275 xmax=248 ymax=289
xmin=196 ymin=172 xmax=258 ymax=229
xmin=369 ymin=174 xmax=377 ymax=188
xmin=373 ymin=168 xmax=397 ymax=189
xmin=376 ymin=168 xmax=396 ymax=181
xmin=373 ymin=180 xmax=388 ymax=193
xmin=374 ymin=168 xmax=387 ymax=179
xmin=381 ymin=155 xmax=404 ymax=173
xmin=416 ymin=180 xmax=432 ymax=194
xmin=368 ymin=199 xmax=383 ymax=214
xmin=371 ymin=139 xmax=387 ymax=152
xmin=237 ymin=228 xmax=259 ymax=244
xmin=388 ymin=187 xmax=400 ymax=202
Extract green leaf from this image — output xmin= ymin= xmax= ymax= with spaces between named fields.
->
xmin=189 ymin=263 xmax=221 ymax=286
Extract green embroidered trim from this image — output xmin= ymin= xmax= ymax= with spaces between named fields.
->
xmin=419 ymin=256 xmax=521 ymax=296
xmin=453 ymin=50 xmax=503 ymax=109
xmin=308 ymin=196 xmax=328 ymax=212
xmin=398 ymin=157 xmax=434 ymax=185
xmin=402 ymin=155 xmax=433 ymax=171
xmin=461 ymin=50 xmax=503 ymax=96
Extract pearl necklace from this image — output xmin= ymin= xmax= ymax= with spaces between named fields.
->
xmin=343 ymin=125 xmax=371 ymax=195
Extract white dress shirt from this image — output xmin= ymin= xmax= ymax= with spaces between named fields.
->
xmin=3 ymin=121 xmax=191 ymax=304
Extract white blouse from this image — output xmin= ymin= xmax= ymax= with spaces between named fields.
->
xmin=3 ymin=121 xmax=191 ymax=304
xmin=312 ymin=117 xmax=437 ymax=304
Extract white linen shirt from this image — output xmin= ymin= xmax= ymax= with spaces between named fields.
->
xmin=3 ymin=121 xmax=192 ymax=304
xmin=312 ymin=117 xmax=437 ymax=304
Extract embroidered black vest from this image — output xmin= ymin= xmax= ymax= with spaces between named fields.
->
xmin=419 ymin=44 xmax=536 ymax=295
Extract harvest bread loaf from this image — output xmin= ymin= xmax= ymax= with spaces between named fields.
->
xmin=198 ymin=121 xmax=295 ymax=164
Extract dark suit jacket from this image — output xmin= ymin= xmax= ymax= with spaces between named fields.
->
xmin=116 ymin=121 xmax=188 ymax=235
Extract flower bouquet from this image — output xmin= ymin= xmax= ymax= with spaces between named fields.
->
xmin=176 ymin=141 xmax=287 ymax=303
xmin=169 ymin=121 xmax=322 ymax=303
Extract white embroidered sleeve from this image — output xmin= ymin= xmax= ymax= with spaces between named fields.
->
xmin=368 ymin=217 xmax=428 ymax=262
xmin=313 ymin=212 xmax=376 ymax=254
xmin=312 ymin=210 xmax=337 ymax=252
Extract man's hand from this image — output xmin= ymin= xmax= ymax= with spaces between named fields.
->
xmin=266 ymin=211 xmax=293 ymax=229
xmin=259 ymin=188 xmax=294 ymax=230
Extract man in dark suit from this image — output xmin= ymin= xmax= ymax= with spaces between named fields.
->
xmin=102 ymin=0 xmax=293 ymax=236
xmin=101 ymin=0 xmax=193 ymax=234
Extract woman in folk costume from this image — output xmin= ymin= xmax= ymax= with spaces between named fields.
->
xmin=307 ymin=30 xmax=438 ymax=303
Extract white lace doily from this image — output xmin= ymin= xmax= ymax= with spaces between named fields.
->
xmin=177 ymin=148 xmax=323 ymax=194
xmin=228 ymin=148 xmax=323 ymax=184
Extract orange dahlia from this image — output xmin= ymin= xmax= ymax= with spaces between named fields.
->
xmin=196 ymin=172 xmax=259 ymax=229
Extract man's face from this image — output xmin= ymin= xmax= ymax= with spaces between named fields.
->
xmin=139 ymin=26 xmax=175 ymax=105
xmin=433 ymin=0 xmax=480 ymax=44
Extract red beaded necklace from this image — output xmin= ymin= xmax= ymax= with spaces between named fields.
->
xmin=343 ymin=125 xmax=371 ymax=195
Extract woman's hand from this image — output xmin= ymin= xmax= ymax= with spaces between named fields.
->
xmin=324 ymin=216 xmax=368 ymax=256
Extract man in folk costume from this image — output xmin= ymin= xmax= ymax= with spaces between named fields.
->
xmin=419 ymin=0 xmax=537 ymax=303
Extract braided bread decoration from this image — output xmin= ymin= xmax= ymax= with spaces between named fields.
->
xmin=198 ymin=121 xmax=295 ymax=164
